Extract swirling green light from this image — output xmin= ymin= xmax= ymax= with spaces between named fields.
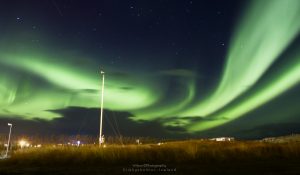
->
xmin=0 ymin=51 xmax=164 ymax=120
xmin=0 ymin=0 xmax=300 ymax=135
xmin=188 ymin=52 xmax=300 ymax=131
xmin=132 ymin=75 xmax=196 ymax=121
xmin=182 ymin=0 xmax=300 ymax=117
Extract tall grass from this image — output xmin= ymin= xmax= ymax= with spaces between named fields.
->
xmin=2 ymin=140 xmax=300 ymax=167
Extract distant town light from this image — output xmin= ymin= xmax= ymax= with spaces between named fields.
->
xmin=210 ymin=137 xmax=235 ymax=142
xmin=34 ymin=144 xmax=42 ymax=148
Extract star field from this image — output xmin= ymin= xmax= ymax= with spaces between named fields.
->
xmin=0 ymin=0 xmax=300 ymax=138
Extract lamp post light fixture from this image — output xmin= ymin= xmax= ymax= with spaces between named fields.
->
xmin=5 ymin=123 xmax=12 ymax=158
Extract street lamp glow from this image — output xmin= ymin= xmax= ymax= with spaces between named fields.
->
xmin=18 ymin=139 xmax=30 ymax=148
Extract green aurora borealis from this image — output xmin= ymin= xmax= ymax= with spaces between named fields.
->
xmin=184 ymin=0 xmax=300 ymax=131
xmin=1 ymin=0 xmax=300 ymax=134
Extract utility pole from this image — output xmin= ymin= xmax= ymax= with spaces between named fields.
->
xmin=99 ymin=70 xmax=105 ymax=146
xmin=5 ymin=123 xmax=12 ymax=158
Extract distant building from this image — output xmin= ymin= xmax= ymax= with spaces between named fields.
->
xmin=262 ymin=137 xmax=276 ymax=142
xmin=210 ymin=137 xmax=235 ymax=141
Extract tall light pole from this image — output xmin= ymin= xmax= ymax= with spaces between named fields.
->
xmin=99 ymin=70 xmax=105 ymax=146
xmin=5 ymin=123 xmax=12 ymax=158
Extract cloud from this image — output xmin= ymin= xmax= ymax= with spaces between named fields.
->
xmin=0 ymin=107 xmax=191 ymax=139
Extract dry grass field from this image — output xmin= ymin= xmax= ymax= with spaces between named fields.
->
xmin=0 ymin=140 xmax=300 ymax=174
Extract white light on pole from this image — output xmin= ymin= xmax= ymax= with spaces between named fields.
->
xmin=5 ymin=123 xmax=12 ymax=158
xmin=99 ymin=70 xmax=105 ymax=146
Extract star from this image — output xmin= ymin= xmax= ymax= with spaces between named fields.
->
xmin=16 ymin=17 xmax=22 ymax=22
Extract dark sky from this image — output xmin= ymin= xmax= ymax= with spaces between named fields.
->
xmin=0 ymin=0 xmax=300 ymax=139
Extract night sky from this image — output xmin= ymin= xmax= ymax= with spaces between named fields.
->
xmin=0 ymin=0 xmax=300 ymax=139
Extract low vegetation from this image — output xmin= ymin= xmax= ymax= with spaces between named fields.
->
xmin=0 ymin=140 xmax=300 ymax=174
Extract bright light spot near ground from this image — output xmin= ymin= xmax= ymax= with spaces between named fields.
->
xmin=34 ymin=144 xmax=42 ymax=148
xmin=18 ymin=139 xmax=30 ymax=148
